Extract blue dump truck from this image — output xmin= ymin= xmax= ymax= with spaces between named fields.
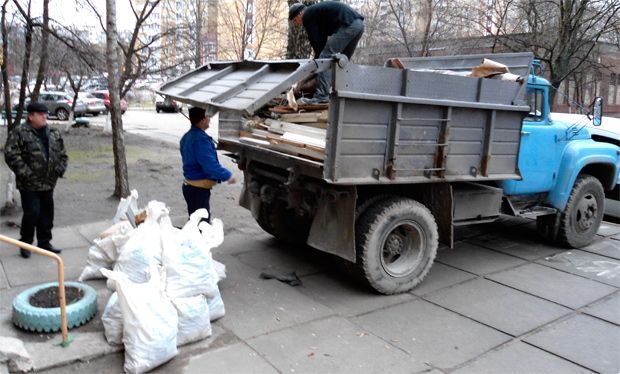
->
xmin=159 ymin=52 xmax=619 ymax=294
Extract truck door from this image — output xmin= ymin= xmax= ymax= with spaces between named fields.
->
xmin=502 ymin=86 xmax=559 ymax=195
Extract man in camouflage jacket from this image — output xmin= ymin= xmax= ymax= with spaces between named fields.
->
xmin=4 ymin=102 xmax=68 ymax=258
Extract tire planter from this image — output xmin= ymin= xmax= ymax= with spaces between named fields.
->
xmin=13 ymin=281 xmax=98 ymax=333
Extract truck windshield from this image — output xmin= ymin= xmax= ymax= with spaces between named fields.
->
xmin=525 ymin=89 xmax=544 ymax=122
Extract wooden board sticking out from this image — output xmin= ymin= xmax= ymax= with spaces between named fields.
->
xmin=280 ymin=111 xmax=328 ymax=123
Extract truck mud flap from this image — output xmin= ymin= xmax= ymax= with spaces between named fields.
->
xmin=307 ymin=187 xmax=357 ymax=262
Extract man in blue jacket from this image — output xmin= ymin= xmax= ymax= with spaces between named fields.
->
xmin=289 ymin=1 xmax=364 ymax=103
xmin=180 ymin=107 xmax=235 ymax=220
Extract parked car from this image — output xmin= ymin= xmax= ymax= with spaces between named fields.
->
xmin=13 ymin=91 xmax=87 ymax=121
xmin=156 ymin=96 xmax=182 ymax=113
xmin=550 ymin=113 xmax=620 ymax=220
xmin=77 ymin=92 xmax=106 ymax=116
xmin=91 ymin=90 xmax=127 ymax=114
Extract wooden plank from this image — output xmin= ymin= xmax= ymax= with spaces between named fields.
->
xmin=264 ymin=119 xmax=326 ymax=139
xmin=281 ymin=132 xmax=325 ymax=149
xmin=280 ymin=111 xmax=328 ymax=123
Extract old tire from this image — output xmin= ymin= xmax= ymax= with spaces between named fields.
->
xmin=55 ymin=108 xmax=69 ymax=121
xmin=13 ymin=281 xmax=98 ymax=333
xmin=557 ymin=175 xmax=604 ymax=248
xmin=356 ymin=197 xmax=438 ymax=294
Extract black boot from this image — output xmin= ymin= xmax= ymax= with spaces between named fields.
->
xmin=20 ymin=248 xmax=31 ymax=258
xmin=39 ymin=243 xmax=62 ymax=254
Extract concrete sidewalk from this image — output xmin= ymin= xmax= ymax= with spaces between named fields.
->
xmin=0 ymin=217 xmax=619 ymax=373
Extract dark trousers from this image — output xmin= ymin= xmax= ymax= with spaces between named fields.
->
xmin=182 ymin=184 xmax=211 ymax=221
xmin=19 ymin=189 xmax=54 ymax=246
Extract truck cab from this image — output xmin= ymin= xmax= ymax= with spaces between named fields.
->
xmin=501 ymin=73 xmax=619 ymax=248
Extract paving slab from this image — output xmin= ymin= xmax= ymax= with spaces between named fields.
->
xmin=425 ymin=278 xmax=571 ymax=336
xmin=217 ymin=254 xmax=334 ymax=339
xmin=537 ymin=249 xmax=620 ymax=287
xmin=214 ymin=232 xmax=274 ymax=256
xmin=524 ymin=314 xmax=620 ymax=373
xmin=436 ymin=242 xmax=526 ymax=275
xmin=578 ymin=238 xmax=620 ymax=260
xmin=452 ymin=340 xmax=592 ymax=374
xmin=0 ymin=226 xmax=21 ymax=259
xmin=0 ymin=264 xmax=7 ymax=290
xmin=248 ymin=316 xmax=423 ymax=373
xmin=597 ymin=221 xmax=620 ymax=237
xmin=411 ymin=262 xmax=476 ymax=296
xmin=467 ymin=231 xmax=564 ymax=260
xmin=158 ymin=342 xmax=277 ymax=374
xmin=76 ymin=220 xmax=113 ymax=244
xmin=25 ymin=331 xmax=123 ymax=371
xmin=487 ymin=263 xmax=617 ymax=308
xmin=1 ymin=247 xmax=88 ymax=287
xmin=354 ymin=299 xmax=510 ymax=370
xmin=582 ymin=291 xmax=620 ymax=325
xmin=235 ymin=245 xmax=329 ymax=278
xmin=296 ymin=272 xmax=415 ymax=317
xmin=49 ymin=226 xmax=91 ymax=250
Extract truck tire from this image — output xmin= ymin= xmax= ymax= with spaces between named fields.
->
xmin=356 ymin=197 xmax=438 ymax=294
xmin=557 ymin=175 xmax=605 ymax=248
xmin=261 ymin=201 xmax=311 ymax=245
xmin=256 ymin=202 xmax=276 ymax=236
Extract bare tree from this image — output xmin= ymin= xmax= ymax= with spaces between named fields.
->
xmin=286 ymin=0 xmax=315 ymax=59
xmin=218 ymin=0 xmax=287 ymax=60
xmin=30 ymin=0 xmax=48 ymax=100
xmin=106 ymin=0 xmax=129 ymax=198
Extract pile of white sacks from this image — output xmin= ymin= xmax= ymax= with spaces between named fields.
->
xmin=78 ymin=192 xmax=226 ymax=373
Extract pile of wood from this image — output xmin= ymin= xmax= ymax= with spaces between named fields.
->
xmin=239 ymin=104 xmax=328 ymax=161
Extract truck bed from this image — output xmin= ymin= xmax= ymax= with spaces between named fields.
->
xmin=158 ymin=53 xmax=534 ymax=185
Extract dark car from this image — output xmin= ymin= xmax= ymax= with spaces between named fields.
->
xmin=156 ymin=97 xmax=182 ymax=113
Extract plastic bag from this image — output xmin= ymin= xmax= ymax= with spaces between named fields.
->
xmin=172 ymin=295 xmax=212 ymax=346
xmin=110 ymin=201 xmax=170 ymax=289
xmin=101 ymin=292 xmax=123 ymax=345
xmin=101 ymin=266 xmax=178 ymax=374
xmin=78 ymin=232 xmax=133 ymax=282
xmin=198 ymin=218 xmax=224 ymax=248
xmin=163 ymin=227 xmax=220 ymax=299
xmin=112 ymin=189 xmax=139 ymax=224
xmin=208 ymin=288 xmax=226 ymax=321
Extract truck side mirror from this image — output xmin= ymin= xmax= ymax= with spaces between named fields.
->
xmin=592 ymin=97 xmax=603 ymax=126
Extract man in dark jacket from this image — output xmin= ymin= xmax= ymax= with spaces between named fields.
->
xmin=4 ymin=102 xmax=68 ymax=258
xmin=289 ymin=1 xmax=364 ymax=103
xmin=180 ymin=107 xmax=236 ymax=221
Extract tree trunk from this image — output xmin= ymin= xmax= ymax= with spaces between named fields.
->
xmin=194 ymin=0 xmax=204 ymax=67
xmin=31 ymin=0 xmax=49 ymax=101
xmin=13 ymin=4 xmax=34 ymax=132
xmin=1 ymin=1 xmax=12 ymax=129
xmin=106 ymin=0 xmax=130 ymax=198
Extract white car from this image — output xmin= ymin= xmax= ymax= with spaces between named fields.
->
xmin=550 ymin=113 xmax=620 ymax=220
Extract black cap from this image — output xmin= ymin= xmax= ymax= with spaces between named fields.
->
xmin=288 ymin=3 xmax=305 ymax=20
xmin=188 ymin=106 xmax=207 ymax=125
xmin=26 ymin=102 xmax=49 ymax=113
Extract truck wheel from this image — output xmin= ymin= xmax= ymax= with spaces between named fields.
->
xmin=356 ymin=197 xmax=438 ymax=294
xmin=255 ymin=202 xmax=276 ymax=236
xmin=262 ymin=201 xmax=311 ymax=245
xmin=558 ymin=175 xmax=604 ymax=248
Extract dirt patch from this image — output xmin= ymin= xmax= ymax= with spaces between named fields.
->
xmin=1 ymin=123 xmax=257 ymax=232
xmin=30 ymin=286 xmax=84 ymax=308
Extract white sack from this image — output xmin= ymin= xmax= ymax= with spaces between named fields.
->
xmin=208 ymin=288 xmax=226 ymax=321
xmin=101 ymin=266 xmax=178 ymax=374
xmin=110 ymin=201 xmax=170 ymax=289
xmin=78 ymin=232 xmax=133 ymax=282
xmin=112 ymin=189 xmax=139 ymax=223
xmin=101 ymin=292 xmax=123 ymax=345
xmin=198 ymin=218 xmax=224 ymax=248
xmin=172 ymin=295 xmax=212 ymax=346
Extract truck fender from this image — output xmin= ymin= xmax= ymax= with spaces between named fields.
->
xmin=547 ymin=140 xmax=619 ymax=211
